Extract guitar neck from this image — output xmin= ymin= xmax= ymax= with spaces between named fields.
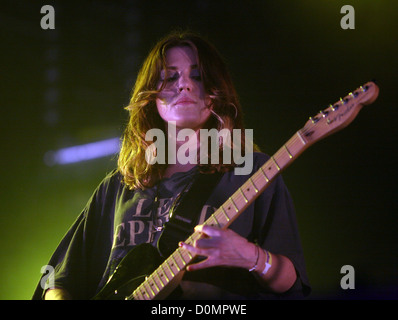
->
xmin=202 ymin=130 xmax=309 ymax=230
xmin=127 ymin=130 xmax=309 ymax=300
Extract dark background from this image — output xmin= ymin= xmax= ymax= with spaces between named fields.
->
xmin=1 ymin=0 xmax=397 ymax=299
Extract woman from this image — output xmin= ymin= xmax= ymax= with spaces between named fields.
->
xmin=35 ymin=32 xmax=310 ymax=299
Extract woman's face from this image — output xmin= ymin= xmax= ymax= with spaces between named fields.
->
xmin=156 ymin=46 xmax=212 ymax=131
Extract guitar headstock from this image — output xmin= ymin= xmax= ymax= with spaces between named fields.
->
xmin=299 ymin=81 xmax=379 ymax=145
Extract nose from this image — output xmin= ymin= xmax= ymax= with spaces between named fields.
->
xmin=177 ymin=74 xmax=192 ymax=92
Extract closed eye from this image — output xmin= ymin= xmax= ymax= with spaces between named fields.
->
xmin=159 ymin=73 xmax=178 ymax=83
xmin=166 ymin=75 xmax=178 ymax=82
xmin=190 ymin=69 xmax=201 ymax=81
xmin=191 ymin=75 xmax=202 ymax=81
xmin=159 ymin=66 xmax=201 ymax=83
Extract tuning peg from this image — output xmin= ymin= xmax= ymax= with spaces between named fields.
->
xmin=320 ymin=110 xmax=329 ymax=117
xmin=309 ymin=116 xmax=320 ymax=124
xmin=360 ymin=84 xmax=371 ymax=93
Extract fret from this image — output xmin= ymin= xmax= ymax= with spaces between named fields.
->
xmin=221 ymin=206 xmax=230 ymax=222
xmin=180 ymin=248 xmax=194 ymax=264
xmin=154 ymin=270 xmax=165 ymax=288
xmin=272 ymin=156 xmax=280 ymax=171
xmin=176 ymin=249 xmax=187 ymax=266
xmin=171 ymin=255 xmax=181 ymax=271
xmin=185 ymin=247 xmax=194 ymax=259
xmin=211 ymin=212 xmax=221 ymax=226
xmin=284 ymin=144 xmax=293 ymax=159
xmin=229 ymin=197 xmax=239 ymax=212
xmin=134 ymin=289 xmax=144 ymax=300
xmin=137 ymin=287 xmax=148 ymax=300
xmin=159 ymin=264 xmax=170 ymax=283
xmin=260 ymin=167 xmax=269 ymax=182
xmin=211 ymin=214 xmax=221 ymax=228
xmin=165 ymin=259 xmax=175 ymax=277
xmin=143 ymin=281 xmax=155 ymax=297
xmin=184 ymin=234 xmax=194 ymax=246
xmin=239 ymin=187 xmax=248 ymax=203
xmin=137 ymin=284 xmax=146 ymax=299
xmin=131 ymin=287 xmax=139 ymax=300
xmin=139 ymin=278 xmax=151 ymax=300
xmin=149 ymin=275 xmax=160 ymax=292
xmin=137 ymin=285 xmax=147 ymax=299
xmin=249 ymin=178 xmax=259 ymax=193
xmin=145 ymin=285 xmax=153 ymax=299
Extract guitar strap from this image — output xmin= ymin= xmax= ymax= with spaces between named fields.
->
xmin=157 ymin=170 xmax=223 ymax=257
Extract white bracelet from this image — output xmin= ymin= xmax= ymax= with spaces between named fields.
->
xmin=260 ymin=249 xmax=272 ymax=276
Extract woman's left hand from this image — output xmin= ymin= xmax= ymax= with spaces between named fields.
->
xmin=179 ymin=224 xmax=257 ymax=271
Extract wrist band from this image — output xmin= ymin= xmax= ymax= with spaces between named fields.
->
xmin=249 ymin=245 xmax=260 ymax=272
xmin=260 ymin=249 xmax=272 ymax=276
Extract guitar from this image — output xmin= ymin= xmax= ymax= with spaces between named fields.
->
xmin=93 ymin=81 xmax=379 ymax=300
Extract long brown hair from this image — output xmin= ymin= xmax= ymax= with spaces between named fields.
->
xmin=118 ymin=31 xmax=257 ymax=189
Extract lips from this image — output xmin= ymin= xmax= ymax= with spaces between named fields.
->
xmin=174 ymin=96 xmax=196 ymax=106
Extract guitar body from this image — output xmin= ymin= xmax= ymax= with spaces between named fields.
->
xmin=93 ymin=243 xmax=162 ymax=300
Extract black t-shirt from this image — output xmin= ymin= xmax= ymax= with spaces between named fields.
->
xmin=33 ymin=152 xmax=310 ymax=299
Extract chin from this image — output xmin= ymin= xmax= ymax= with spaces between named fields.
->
xmin=175 ymin=121 xmax=202 ymax=131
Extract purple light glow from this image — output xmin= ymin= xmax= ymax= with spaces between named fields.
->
xmin=44 ymin=137 xmax=120 ymax=166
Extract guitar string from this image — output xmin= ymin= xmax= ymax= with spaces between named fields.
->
xmin=300 ymin=87 xmax=367 ymax=136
